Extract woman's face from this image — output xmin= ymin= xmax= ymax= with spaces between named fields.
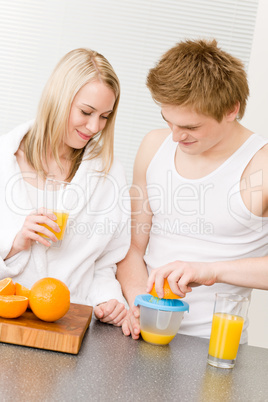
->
xmin=66 ymin=80 xmax=116 ymax=150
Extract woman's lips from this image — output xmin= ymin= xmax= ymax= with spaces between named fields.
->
xmin=77 ymin=130 xmax=92 ymax=141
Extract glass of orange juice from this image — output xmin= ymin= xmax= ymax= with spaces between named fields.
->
xmin=39 ymin=178 xmax=74 ymax=247
xmin=207 ymin=293 xmax=249 ymax=369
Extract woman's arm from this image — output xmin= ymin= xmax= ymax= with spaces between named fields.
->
xmin=89 ymin=160 xmax=131 ymax=326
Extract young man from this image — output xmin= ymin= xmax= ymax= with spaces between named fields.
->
xmin=117 ymin=39 xmax=268 ymax=341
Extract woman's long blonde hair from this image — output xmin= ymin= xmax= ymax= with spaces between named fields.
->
xmin=24 ymin=48 xmax=120 ymax=180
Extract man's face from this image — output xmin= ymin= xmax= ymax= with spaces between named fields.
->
xmin=161 ymin=104 xmax=232 ymax=156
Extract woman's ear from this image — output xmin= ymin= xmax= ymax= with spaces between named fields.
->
xmin=226 ymin=102 xmax=240 ymax=121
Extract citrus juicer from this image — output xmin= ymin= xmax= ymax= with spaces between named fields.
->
xmin=134 ymin=294 xmax=189 ymax=345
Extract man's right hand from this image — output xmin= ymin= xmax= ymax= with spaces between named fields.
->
xmin=122 ymin=305 xmax=141 ymax=340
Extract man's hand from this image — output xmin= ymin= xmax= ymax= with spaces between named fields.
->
xmin=146 ymin=261 xmax=216 ymax=298
xmin=94 ymin=299 xmax=127 ymax=327
xmin=121 ymin=305 xmax=141 ymax=340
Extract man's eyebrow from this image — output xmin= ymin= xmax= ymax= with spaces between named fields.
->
xmin=161 ymin=112 xmax=201 ymax=129
xmin=82 ymin=103 xmax=113 ymax=113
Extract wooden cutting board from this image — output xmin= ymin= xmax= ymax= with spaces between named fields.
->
xmin=0 ymin=303 xmax=92 ymax=354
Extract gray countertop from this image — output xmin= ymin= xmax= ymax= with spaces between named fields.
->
xmin=0 ymin=318 xmax=268 ymax=402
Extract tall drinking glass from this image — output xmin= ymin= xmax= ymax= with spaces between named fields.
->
xmin=207 ymin=293 xmax=249 ymax=369
xmin=39 ymin=178 xmax=74 ymax=247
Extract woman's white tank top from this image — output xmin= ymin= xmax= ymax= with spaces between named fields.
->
xmin=144 ymin=133 xmax=268 ymax=341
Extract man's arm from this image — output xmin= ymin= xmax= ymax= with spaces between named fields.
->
xmin=117 ymin=128 xmax=170 ymax=338
xmin=116 ymin=162 xmax=153 ymax=308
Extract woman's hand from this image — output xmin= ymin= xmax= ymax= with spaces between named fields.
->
xmin=7 ymin=208 xmax=60 ymax=258
xmin=94 ymin=299 xmax=128 ymax=327
xmin=146 ymin=261 xmax=217 ymax=298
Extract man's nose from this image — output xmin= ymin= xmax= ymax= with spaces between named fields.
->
xmin=172 ymin=126 xmax=188 ymax=141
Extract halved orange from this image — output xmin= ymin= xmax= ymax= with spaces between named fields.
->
xmin=15 ymin=283 xmax=30 ymax=297
xmin=15 ymin=283 xmax=30 ymax=308
xmin=0 ymin=278 xmax=15 ymax=295
xmin=0 ymin=295 xmax=28 ymax=318
xmin=149 ymin=278 xmax=181 ymax=299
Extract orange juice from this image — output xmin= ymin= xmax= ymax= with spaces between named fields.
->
xmin=38 ymin=211 xmax=69 ymax=240
xmin=208 ymin=313 xmax=244 ymax=360
xmin=140 ymin=330 xmax=175 ymax=345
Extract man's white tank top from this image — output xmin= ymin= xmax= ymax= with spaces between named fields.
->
xmin=144 ymin=133 xmax=268 ymax=342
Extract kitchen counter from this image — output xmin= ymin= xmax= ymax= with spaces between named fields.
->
xmin=0 ymin=318 xmax=268 ymax=402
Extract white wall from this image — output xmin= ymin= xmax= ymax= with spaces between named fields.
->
xmin=242 ymin=0 xmax=268 ymax=349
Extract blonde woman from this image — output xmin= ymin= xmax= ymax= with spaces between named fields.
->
xmin=0 ymin=48 xmax=130 ymax=326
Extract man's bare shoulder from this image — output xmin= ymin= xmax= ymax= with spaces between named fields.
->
xmin=133 ymin=128 xmax=171 ymax=182
xmin=138 ymin=128 xmax=170 ymax=159
xmin=246 ymin=142 xmax=268 ymax=173
xmin=252 ymin=142 xmax=268 ymax=185
xmin=242 ymin=141 xmax=268 ymax=216
xmin=256 ymin=142 xmax=268 ymax=159
xmin=142 ymin=127 xmax=171 ymax=144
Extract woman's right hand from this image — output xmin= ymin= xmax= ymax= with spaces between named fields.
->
xmin=5 ymin=208 xmax=60 ymax=259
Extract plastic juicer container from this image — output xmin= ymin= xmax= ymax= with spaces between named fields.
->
xmin=135 ymin=294 xmax=189 ymax=345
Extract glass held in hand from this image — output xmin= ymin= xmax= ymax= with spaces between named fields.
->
xmin=38 ymin=178 xmax=74 ymax=248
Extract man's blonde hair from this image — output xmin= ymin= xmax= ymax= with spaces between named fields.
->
xmin=146 ymin=39 xmax=249 ymax=122
xmin=24 ymin=48 xmax=120 ymax=180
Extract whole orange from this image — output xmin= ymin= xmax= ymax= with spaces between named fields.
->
xmin=29 ymin=278 xmax=70 ymax=322
xmin=149 ymin=278 xmax=181 ymax=299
